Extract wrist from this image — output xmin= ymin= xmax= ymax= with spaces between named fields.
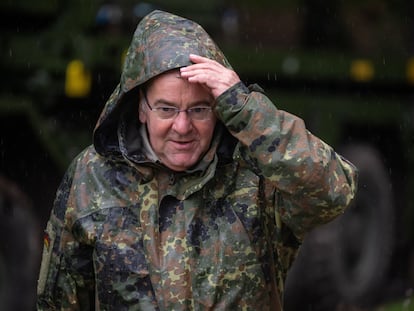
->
xmin=214 ymin=82 xmax=250 ymax=122
xmin=215 ymin=81 xmax=249 ymax=106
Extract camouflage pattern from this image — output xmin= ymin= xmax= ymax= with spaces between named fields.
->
xmin=37 ymin=10 xmax=358 ymax=310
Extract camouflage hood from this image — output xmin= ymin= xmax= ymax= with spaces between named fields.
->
xmin=93 ymin=10 xmax=233 ymax=163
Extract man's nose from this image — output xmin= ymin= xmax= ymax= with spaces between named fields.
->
xmin=172 ymin=111 xmax=193 ymax=133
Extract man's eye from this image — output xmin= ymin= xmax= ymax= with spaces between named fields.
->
xmin=192 ymin=107 xmax=208 ymax=113
xmin=159 ymin=107 xmax=176 ymax=112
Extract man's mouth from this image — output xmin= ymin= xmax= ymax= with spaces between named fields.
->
xmin=170 ymin=140 xmax=195 ymax=150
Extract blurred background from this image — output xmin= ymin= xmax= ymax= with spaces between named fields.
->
xmin=1 ymin=0 xmax=413 ymax=310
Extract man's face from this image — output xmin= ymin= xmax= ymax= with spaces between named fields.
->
xmin=139 ymin=70 xmax=217 ymax=172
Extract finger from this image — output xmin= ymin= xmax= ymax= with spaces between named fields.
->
xmin=180 ymin=67 xmax=220 ymax=79
xmin=185 ymin=54 xmax=226 ymax=72
xmin=180 ymin=62 xmax=222 ymax=74
xmin=189 ymin=54 xmax=217 ymax=64
xmin=180 ymin=60 xmax=228 ymax=77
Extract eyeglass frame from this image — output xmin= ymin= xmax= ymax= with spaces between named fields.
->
xmin=142 ymin=90 xmax=214 ymax=121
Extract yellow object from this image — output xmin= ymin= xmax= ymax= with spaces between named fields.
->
xmin=350 ymin=59 xmax=374 ymax=82
xmin=406 ymin=57 xmax=414 ymax=84
xmin=65 ymin=60 xmax=92 ymax=98
xmin=121 ymin=49 xmax=128 ymax=69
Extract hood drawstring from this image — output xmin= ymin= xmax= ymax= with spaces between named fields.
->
xmin=169 ymin=173 xmax=176 ymax=185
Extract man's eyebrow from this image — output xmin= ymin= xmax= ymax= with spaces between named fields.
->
xmin=153 ymin=99 xmax=213 ymax=107
xmin=152 ymin=99 xmax=177 ymax=106
xmin=191 ymin=100 xmax=213 ymax=107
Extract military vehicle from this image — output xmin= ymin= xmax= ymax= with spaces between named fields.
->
xmin=1 ymin=0 xmax=413 ymax=310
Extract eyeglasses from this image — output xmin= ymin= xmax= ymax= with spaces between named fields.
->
xmin=143 ymin=92 xmax=213 ymax=121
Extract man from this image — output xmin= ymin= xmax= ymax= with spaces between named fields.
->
xmin=37 ymin=10 xmax=358 ymax=310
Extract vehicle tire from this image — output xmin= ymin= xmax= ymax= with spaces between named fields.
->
xmin=284 ymin=222 xmax=342 ymax=311
xmin=284 ymin=143 xmax=394 ymax=310
xmin=0 ymin=176 xmax=42 ymax=311
xmin=331 ymin=143 xmax=394 ymax=306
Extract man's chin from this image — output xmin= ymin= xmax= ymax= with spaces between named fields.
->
xmin=163 ymin=156 xmax=197 ymax=172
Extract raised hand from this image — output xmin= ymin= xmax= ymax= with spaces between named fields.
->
xmin=180 ymin=54 xmax=241 ymax=99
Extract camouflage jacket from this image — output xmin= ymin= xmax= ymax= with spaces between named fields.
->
xmin=37 ymin=10 xmax=358 ymax=311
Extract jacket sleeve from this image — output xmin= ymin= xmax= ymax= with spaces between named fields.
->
xmin=37 ymin=160 xmax=95 ymax=311
xmin=215 ymin=82 xmax=358 ymax=239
